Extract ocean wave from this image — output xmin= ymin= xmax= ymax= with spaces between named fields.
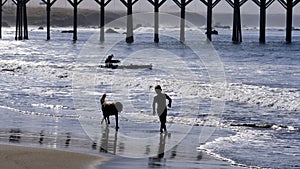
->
xmin=197 ymin=146 xmax=266 ymax=169
xmin=95 ymin=74 xmax=300 ymax=112
xmin=226 ymin=83 xmax=300 ymax=111
xmin=121 ymin=112 xmax=220 ymax=127
xmin=230 ymin=123 xmax=299 ymax=131
xmin=1 ymin=60 xmax=299 ymax=121
xmin=31 ymin=103 xmax=67 ymax=110
xmin=0 ymin=105 xmax=79 ymax=119
xmin=198 ymin=126 xmax=300 ymax=169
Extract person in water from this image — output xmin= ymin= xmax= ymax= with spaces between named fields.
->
xmin=152 ymin=85 xmax=172 ymax=133
xmin=105 ymin=54 xmax=120 ymax=68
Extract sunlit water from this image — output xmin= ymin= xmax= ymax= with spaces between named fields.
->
xmin=0 ymin=27 xmax=299 ymax=169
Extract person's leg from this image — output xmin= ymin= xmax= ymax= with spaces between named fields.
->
xmin=162 ymin=117 xmax=167 ymax=132
xmin=160 ymin=110 xmax=167 ymax=132
xmin=115 ymin=114 xmax=119 ymax=131
xmin=159 ymin=115 xmax=164 ymax=133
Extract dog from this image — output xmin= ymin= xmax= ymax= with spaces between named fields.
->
xmin=100 ymin=94 xmax=123 ymax=131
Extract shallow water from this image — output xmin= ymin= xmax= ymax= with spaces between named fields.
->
xmin=0 ymin=26 xmax=299 ymax=169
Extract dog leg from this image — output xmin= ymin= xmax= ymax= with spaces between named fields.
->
xmin=115 ymin=114 xmax=119 ymax=131
xmin=107 ymin=116 xmax=110 ymax=124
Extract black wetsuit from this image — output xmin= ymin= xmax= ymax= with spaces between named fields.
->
xmin=105 ymin=57 xmax=120 ymax=69
xmin=159 ymin=108 xmax=167 ymax=132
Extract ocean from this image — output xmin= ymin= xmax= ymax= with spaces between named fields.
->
xmin=0 ymin=15 xmax=299 ymax=169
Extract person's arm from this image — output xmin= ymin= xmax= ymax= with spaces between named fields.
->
xmin=152 ymin=97 xmax=156 ymax=115
xmin=166 ymin=94 xmax=172 ymax=108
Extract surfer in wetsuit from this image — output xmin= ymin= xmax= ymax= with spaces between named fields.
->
xmin=152 ymin=85 xmax=172 ymax=133
xmin=105 ymin=54 xmax=120 ymax=69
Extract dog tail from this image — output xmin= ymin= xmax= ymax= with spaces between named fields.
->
xmin=100 ymin=94 xmax=106 ymax=105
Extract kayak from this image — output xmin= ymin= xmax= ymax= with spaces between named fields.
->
xmin=100 ymin=64 xmax=152 ymax=70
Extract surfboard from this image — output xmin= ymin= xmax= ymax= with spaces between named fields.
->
xmin=100 ymin=64 xmax=152 ymax=70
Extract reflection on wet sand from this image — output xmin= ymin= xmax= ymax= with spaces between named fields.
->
xmin=148 ymin=133 xmax=167 ymax=168
xmin=92 ymin=126 xmax=121 ymax=155
xmin=0 ymin=129 xmax=88 ymax=149
xmin=65 ymin=132 xmax=71 ymax=147
xmin=0 ymin=126 xmax=217 ymax=169
xmin=0 ymin=126 xmax=201 ymax=167
xmin=39 ymin=130 xmax=44 ymax=144
xmin=100 ymin=126 xmax=109 ymax=153
xmin=9 ymin=129 xmax=21 ymax=143
xmin=1 ymin=127 xmax=123 ymax=156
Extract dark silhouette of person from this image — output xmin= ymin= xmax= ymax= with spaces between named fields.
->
xmin=152 ymin=85 xmax=172 ymax=133
xmin=105 ymin=54 xmax=120 ymax=69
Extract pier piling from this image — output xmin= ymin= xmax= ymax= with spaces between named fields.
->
xmin=121 ymin=0 xmax=139 ymax=43
xmin=286 ymin=0 xmax=292 ymax=43
xmin=41 ymin=0 xmax=57 ymax=40
xmin=173 ymin=0 xmax=193 ymax=42
xmin=260 ymin=0 xmax=266 ymax=43
xmin=95 ymin=0 xmax=111 ymax=42
xmin=225 ymin=0 xmax=246 ymax=43
xmin=13 ymin=0 xmax=29 ymax=40
xmin=278 ymin=0 xmax=300 ymax=43
xmin=199 ymin=0 xmax=221 ymax=41
xmin=68 ymin=0 xmax=83 ymax=41
xmin=0 ymin=0 xmax=299 ymax=43
xmin=206 ymin=0 xmax=213 ymax=41
xmin=252 ymin=0 xmax=274 ymax=43
xmin=0 ymin=0 xmax=7 ymax=39
xmin=147 ymin=0 xmax=167 ymax=43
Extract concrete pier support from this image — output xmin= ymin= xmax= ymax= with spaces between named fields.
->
xmin=278 ymin=0 xmax=300 ymax=43
xmin=41 ymin=0 xmax=57 ymax=40
xmin=67 ymin=0 xmax=83 ymax=41
xmin=0 ymin=0 xmax=7 ymax=39
xmin=199 ymin=0 xmax=221 ymax=41
xmin=252 ymin=0 xmax=275 ymax=43
xmin=173 ymin=0 xmax=193 ymax=42
xmin=286 ymin=0 xmax=293 ymax=43
xmin=225 ymin=0 xmax=247 ymax=43
xmin=147 ymin=0 xmax=166 ymax=43
xmin=120 ymin=0 xmax=139 ymax=43
xmin=13 ymin=0 xmax=29 ymax=40
xmin=95 ymin=0 xmax=112 ymax=42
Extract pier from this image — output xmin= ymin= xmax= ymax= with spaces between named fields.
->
xmin=0 ymin=0 xmax=299 ymax=43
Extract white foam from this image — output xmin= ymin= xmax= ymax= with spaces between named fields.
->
xmin=31 ymin=103 xmax=66 ymax=110
xmin=0 ymin=105 xmax=79 ymax=119
xmin=95 ymin=73 xmax=299 ymax=112
xmin=226 ymin=83 xmax=300 ymax=111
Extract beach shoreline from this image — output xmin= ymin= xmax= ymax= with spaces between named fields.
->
xmin=0 ymin=144 xmax=110 ymax=169
xmin=0 ymin=124 xmax=246 ymax=169
xmin=0 ymin=142 xmax=244 ymax=169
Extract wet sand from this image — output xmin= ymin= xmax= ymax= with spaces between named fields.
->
xmin=0 ymin=144 xmax=109 ymax=169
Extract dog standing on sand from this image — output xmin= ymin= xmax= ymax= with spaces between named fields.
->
xmin=100 ymin=94 xmax=123 ymax=131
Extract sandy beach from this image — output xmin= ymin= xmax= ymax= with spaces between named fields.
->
xmin=0 ymin=144 xmax=109 ymax=169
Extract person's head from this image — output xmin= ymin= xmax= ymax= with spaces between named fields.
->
xmin=108 ymin=54 xmax=113 ymax=59
xmin=154 ymin=85 xmax=162 ymax=94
